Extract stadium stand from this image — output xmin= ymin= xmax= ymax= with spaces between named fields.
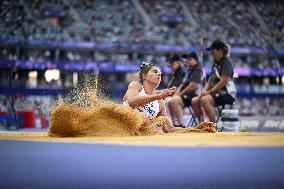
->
xmin=1 ymin=0 xmax=283 ymax=47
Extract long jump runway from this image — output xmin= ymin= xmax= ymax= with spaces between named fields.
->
xmin=0 ymin=132 xmax=284 ymax=189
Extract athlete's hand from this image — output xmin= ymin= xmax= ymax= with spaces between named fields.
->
xmin=195 ymin=122 xmax=217 ymax=129
xmin=158 ymin=87 xmax=177 ymax=99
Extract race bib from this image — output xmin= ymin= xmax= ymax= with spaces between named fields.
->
xmin=226 ymin=80 xmax=236 ymax=94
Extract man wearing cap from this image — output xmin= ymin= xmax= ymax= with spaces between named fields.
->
xmin=166 ymin=54 xmax=186 ymax=89
xmin=168 ymin=52 xmax=203 ymax=127
xmin=191 ymin=40 xmax=236 ymax=123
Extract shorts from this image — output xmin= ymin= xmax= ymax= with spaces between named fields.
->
xmin=210 ymin=92 xmax=235 ymax=106
xmin=181 ymin=93 xmax=197 ymax=107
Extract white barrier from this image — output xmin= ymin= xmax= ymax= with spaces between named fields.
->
xmin=239 ymin=116 xmax=284 ymax=132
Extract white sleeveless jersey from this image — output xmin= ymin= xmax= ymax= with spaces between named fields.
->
xmin=136 ymin=86 xmax=160 ymax=120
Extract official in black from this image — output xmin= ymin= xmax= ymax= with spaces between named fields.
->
xmin=191 ymin=40 xmax=236 ymax=123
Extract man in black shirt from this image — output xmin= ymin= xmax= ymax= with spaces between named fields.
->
xmin=168 ymin=52 xmax=203 ymax=127
xmin=192 ymin=40 xmax=236 ymax=123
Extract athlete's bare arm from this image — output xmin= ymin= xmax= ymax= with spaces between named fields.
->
xmin=123 ymin=81 xmax=176 ymax=108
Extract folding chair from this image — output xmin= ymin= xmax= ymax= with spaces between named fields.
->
xmin=186 ymin=106 xmax=198 ymax=127
xmin=215 ymin=101 xmax=235 ymax=131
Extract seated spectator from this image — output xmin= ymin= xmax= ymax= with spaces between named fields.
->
xmin=168 ymin=52 xmax=203 ymax=127
xmin=192 ymin=40 xmax=236 ymax=122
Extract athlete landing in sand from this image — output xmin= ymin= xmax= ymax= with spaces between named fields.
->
xmin=123 ymin=62 xmax=216 ymax=133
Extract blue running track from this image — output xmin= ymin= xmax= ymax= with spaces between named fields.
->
xmin=0 ymin=140 xmax=283 ymax=189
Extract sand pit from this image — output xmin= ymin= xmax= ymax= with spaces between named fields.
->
xmin=1 ymin=131 xmax=284 ymax=147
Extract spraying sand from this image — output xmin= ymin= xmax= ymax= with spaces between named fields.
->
xmin=49 ymin=91 xmax=153 ymax=137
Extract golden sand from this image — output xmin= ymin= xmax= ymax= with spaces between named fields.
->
xmin=48 ymin=95 xmax=149 ymax=137
xmin=1 ymin=132 xmax=284 ymax=147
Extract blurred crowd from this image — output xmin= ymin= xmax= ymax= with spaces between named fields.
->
xmin=0 ymin=0 xmax=68 ymax=41
xmin=0 ymin=47 xmax=282 ymax=69
xmin=0 ymin=0 xmax=283 ymax=48
xmin=236 ymin=97 xmax=284 ymax=116
xmin=254 ymin=1 xmax=284 ymax=49
xmin=0 ymin=95 xmax=52 ymax=117
xmin=184 ymin=0 xmax=272 ymax=48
